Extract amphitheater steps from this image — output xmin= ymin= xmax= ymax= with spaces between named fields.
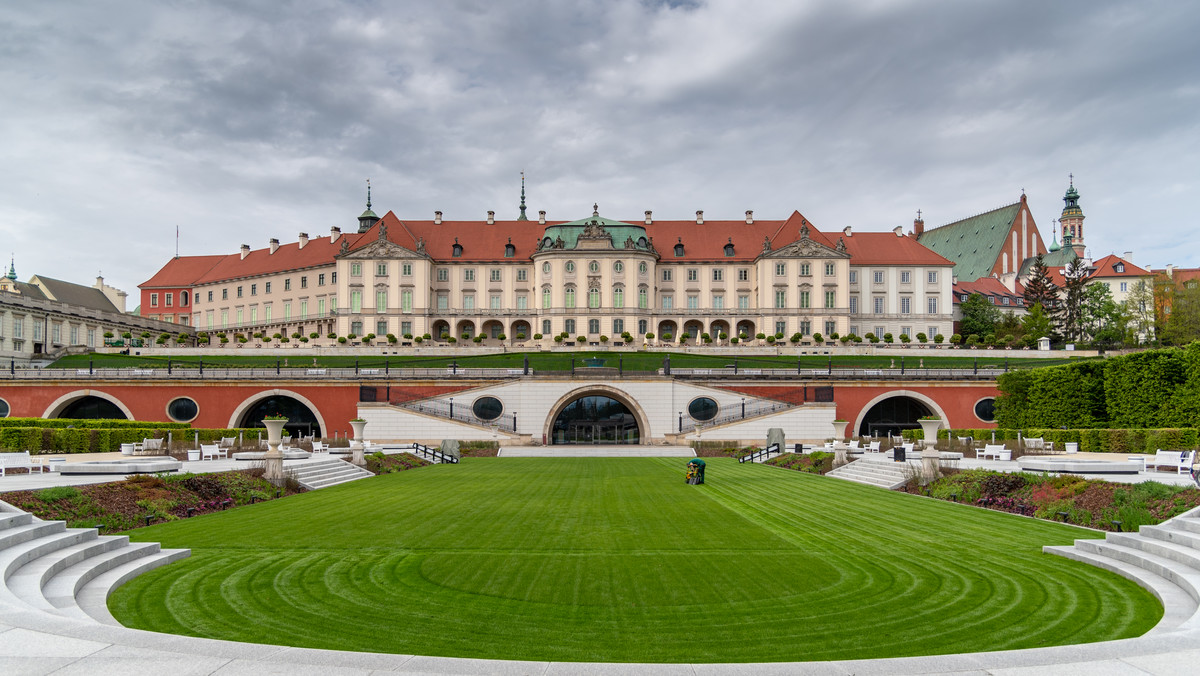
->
xmin=825 ymin=457 xmax=911 ymax=489
xmin=1046 ymin=510 xmax=1200 ymax=633
xmin=292 ymin=457 xmax=375 ymax=490
xmin=0 ymin=506 xmax=190 ymax=623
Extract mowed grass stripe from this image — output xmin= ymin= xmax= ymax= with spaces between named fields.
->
xmin=109 ymin=458 xmax=1162 ymax=662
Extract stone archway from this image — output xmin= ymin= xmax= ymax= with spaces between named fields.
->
xmin=43 ymin=390 xmax=134 ymax=420
xmin=228 ymin=389 xmax=327 ymax=439
xmin=853 ymin=390 xmax=948 ymax=438
xmin=542 ymin=385 xmax=651 ymax=445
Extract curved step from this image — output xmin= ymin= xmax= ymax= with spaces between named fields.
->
xmin=6 ymin=534 xmax=129 ymax=610
xmin=71 ymin=548 xmax=191 ymax=624
xmin=41 ymin=542 xmax=162 ymax=614
xmin=0 ymin=519 xmax=67 ymax=552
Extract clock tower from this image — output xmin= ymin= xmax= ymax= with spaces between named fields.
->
xmin=1060 ymin=174 xmax=1086 ymax=257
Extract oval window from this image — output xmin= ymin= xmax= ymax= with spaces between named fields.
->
xmin=472 ymin=396 xmax=503 ymax=421
xmin=542 ymin=262 xmax=551 ymax=274
xmin=639 ymin=262 xmax=648 ymax=274
xmin=614 ymin=261 xmax=624 ymax=273
xmin=167 ymin=397 xmax=199 ymax=422
xmin=974 ymin=398 xmax=996 ymax=422
xmin=589 ymin=261 xmax=600 ymax=273
xmin=565 ymin=261 xmax=575 ymax=273
xmin=0 ymin=398 xmax=9 ymax=418
xmin=688 ymin=397 xmax=719 ymax=422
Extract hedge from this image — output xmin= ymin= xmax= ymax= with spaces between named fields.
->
xmin=0 ymin=418 xmax=192 ymax=430
xmin=0 ymin=427 xmax=261 ymax=454
xmin=909 ymin=427 xmax=1200 ymax=455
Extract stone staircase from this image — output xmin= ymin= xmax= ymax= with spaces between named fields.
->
xmin=825 ymin=457 xmax=912 ymax=489
xmin=290 ymin=457 xmax=375 ymax=490
xmin=1046 ymin=506 xmax=1200 ymax=633
xmin=0 ymin=506 xmax=189 ymax=625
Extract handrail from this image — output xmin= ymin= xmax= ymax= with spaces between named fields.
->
xmin=405 ymin=442 xmax=460 ymax=464
xmin=397 ymin=398 xmax=517 ymax=432
xmin=738 ymin=443 xmax=781 ymax=464
xmin=680 ymin=400 xmax=795 ymax=433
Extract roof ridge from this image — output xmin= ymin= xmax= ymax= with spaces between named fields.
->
xmin=924 ymin=201 xmax=1020 ymax=233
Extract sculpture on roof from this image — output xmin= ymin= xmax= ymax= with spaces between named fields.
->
xmin=580 ymin=218 xmax=609 ymax=240
xmin=836 ymin=237 xmax=846 ymax=253
xmin=340 ymin=239 xmax=349 ymax=254
xmin=800 ymin=222 xmax=810 ymax=240
xmin=762 ymin=236 xmax=772 ymax=253
xmin=415 ymin=237 xmax=426 ymax=255
xmin=624 ymin=236 xmax=636 ymax=249
xmin=378 ymin=222 xmax=388 ymax=240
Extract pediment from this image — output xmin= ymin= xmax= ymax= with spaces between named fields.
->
xmin=339 ymin=238 xmax=426 ymax=260
xmin=763 ymin=237 xmax=848 ymax=259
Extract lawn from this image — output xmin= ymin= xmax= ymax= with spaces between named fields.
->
xmin=108 ymin=458 xmax=1159 ymax=663
xmin=52 ymin=350 xmax=1089 ymax=371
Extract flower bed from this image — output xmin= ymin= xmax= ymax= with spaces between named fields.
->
xmin=765 ymin=451 xmax=834 ymax=475
xmin=1 ymin=468 xmax=305 ymax=533
xmin=364 ymin=452 xmax=430 ymax=474
xmin=694 ymin=445 xmax=760 ymax=459
xmin=909 ymin=469 xmax=1200 ymax=530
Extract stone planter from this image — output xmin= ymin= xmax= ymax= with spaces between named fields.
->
xmin=919 ymin=418 xmax=943 ymax=481
xmin=187 ymin=449 xmax=200 ymax=462
xmin=918 ymin=418 xmax=942 ymax=447
xmin=262 ymin=418 xmax=288 ymax=483
xmin=349 ymin=420 xmax=367 ymax=466
xmin=831 ymin=420 xmax=849 ymax=441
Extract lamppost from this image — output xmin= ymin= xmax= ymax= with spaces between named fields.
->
xmin=741 ymin=398 xmax=746 ymax=419
xmin=449 ymin=397 xmax=454 ymax=418
xmin=678 ymin=411 xmax=683 ymax=433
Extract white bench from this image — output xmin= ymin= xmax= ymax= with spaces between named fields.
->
xmin=200 ymin=444 xmax=227 ymax=461
xmin=0 ymin=452 xmax=46 ymax=476
xmin=1145 ymin=450 xmax=1195 ymax=475
xmin=979 ymin=445 xmax=1011 ymax=461
xmin=311 ymin=441 xmax=328 ymax=453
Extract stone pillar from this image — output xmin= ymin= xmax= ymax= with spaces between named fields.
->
xmin=262 ymin=418 xmax=288 ymax=483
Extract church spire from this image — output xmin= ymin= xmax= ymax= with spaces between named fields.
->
xmin=517 ymin=171 xmax=528 ymax=221
xmin=5 ymin=255 xmax=15 ymax=281
xmin=357 ymin=179 xmax=380 ymax=233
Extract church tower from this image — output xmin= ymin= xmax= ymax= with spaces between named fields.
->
xmin=1060 ymin=174 xmax=1085 ymax=256
xmin=357 ymin=179 xmax=380 ymax=233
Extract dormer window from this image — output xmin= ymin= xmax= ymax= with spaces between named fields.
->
xmin=1115 ymin=263 xmax=1125 ymax=273
xmin=637 ymin=237 xmax=648 ymax=248
xmin=724 ymin=238 xmax=735 ymax=257
xmin=674 ymin=238 xmax=685 ymax=257
xmin=542 ymin=237 xmax=552 ymax=249
xmin=452 ymin=238 xmax=463 ymax=258
xmin=504 ymin=239 xmax=515 ymax=258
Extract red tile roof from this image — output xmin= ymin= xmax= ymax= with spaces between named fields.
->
xmin=1089 ymin=254 xmax=1150 ymax=278
xmin=139 ymin=255 xmax=226 ymax=289
xmin=839 ymin=232 xmax=955 ymax=266
xmin=953 ymin=277 xmax=1025 ymax=306
xmin=192 ymin=234 xmax=361 ymax=285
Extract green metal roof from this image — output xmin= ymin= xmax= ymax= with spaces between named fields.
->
xmin=1017 ymin=245 xmax=1078 ymax=278
xmin=917 ymin=203 xmax=1021 ymax=282
xmin=539 ymin=214 xmax=653 ymax=251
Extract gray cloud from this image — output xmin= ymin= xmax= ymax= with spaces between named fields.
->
xmin=1 ymin=0 xmax=1197 ymax=295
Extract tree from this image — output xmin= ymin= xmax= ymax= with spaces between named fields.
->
xmin=1161 ymin=281 xmax=1200 ymax=346
xmin=1059 ymin=259 xmax=1090 ymax=343
xmin=1021 ymin=302 xmax=1054 ymax=345
xmin=1022 ymin=254 xmax=1060 ymax=321
xmin=1124 ymin=280 xmax=1156 ymax=344
xmin=1079 ymin=283 xmax=1128 ymax=347
xmin=959 ymin=293 xmax=1001 ymax=340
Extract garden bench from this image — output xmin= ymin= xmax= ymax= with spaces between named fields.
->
xmin=864 ymin=440 xmax=882 ymax=454
xmin=200 ymin=444 xmax=226 ymax=461
xmin=311 ymin=441 xmax=328 ymax=453
xmin=0 ymin=452 xmax=46 ymax=476
xmin=979 ymin=445 xmax=1011 ymax=461
xmin=306 ymin=369 xmax=327 ymax=375
xmin=1145 ymin=450 xmax=1195 ymax=475
xmin=957 ymin=436 xmax=977 ymax=449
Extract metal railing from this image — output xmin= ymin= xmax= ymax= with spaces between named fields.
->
xmin=397 ymin=397 xmax=518 ymax=432
xmin=680 ymin=400 xmax=796 ymax=434
xmin=739 ymin=443 xmax=781 ymax=464
xmin=401 ymin=442 xmax=460 ymax=464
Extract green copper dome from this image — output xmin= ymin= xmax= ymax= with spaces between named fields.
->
xmin=536 ymin=207 xmax=654 ymax=253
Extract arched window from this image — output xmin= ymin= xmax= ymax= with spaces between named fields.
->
xmin=505 ymin=241 xmax=516 ymax=258
xmin=639 ymin=261 xmax=648 ymax=274
xmin=452 ymin=239 xmax=463 ymax=257
xmin=589 ymin=260 xmax=600 ymax=273
xmin=614 ymin=261 xmax=624 ymax=273
xmin=638 ymin=237 xmax=648 ymax=248
xmin=180 ymin=291 xmax=189 ymax=306
xmin=638 ymin=285 xmax=648 ymax=309
xmin=724 ymin=239 xmax=735 ymax=257
xmin=588 ymin=287 xmax=600 ymax=308
xmin=542 ymin=262 xmax=551 ymax=275
xmin=565 ymin=261 xmax=576 ymax=273
xmin=564 ymin=287 xmax=576 ymax=308
xmin=674 ymin=239 xmax=685 ymax=257
xmin=542 ymin=286 xmax=552 ymax=309
xmin=613 ymin=287 xmax=624 ymax=309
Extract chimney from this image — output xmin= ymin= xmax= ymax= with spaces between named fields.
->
xmin=1166 ymin=264 xmax=1175 ymax=278
xmin=842 ymin=225 xmax=852 ymax=237
xmin=434 ymin=210 xmax=442 ymax=225
xmin=538 ymin=210 xmax=546 ymax=225
xmin=240 ymin=244 xmax=250 ymax=260
xmin=644 ymin=210 xmax=652 ymax=225
xmin=914 ymin=215 xmax=925 ymax=236
xmin=1123 ymin=251 xmax=1133 ymax=262
xmin=269 ymin=238 xmax=280 ymax=254
xmin=893 ymin=226 xmax=904 ymax=237
xmin=298 ymin=232 xmax=309 ymax=249
xmin=330 ymin=226 xmax=341 ymax=243
xmin=745 ymin=210 xmax=753 ymax=224
xmin=487 ymin=210 xmax=495 ymax=225
xmin=696 ymin=210 xmax=704 ymax=224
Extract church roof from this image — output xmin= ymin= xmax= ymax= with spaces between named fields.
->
xmin=916 ymin=202 xmax=1022 ymax=282
xmin=1017 ymin=246 xmax=1078 ymax=278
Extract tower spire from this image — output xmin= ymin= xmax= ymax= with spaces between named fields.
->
xmin=517 ymin=171 xmax=528 ymax=221
xmin=6 ymin=254 xmax=15 ymax=281
xmin=366 ymin=178 xmax=372 ymax=210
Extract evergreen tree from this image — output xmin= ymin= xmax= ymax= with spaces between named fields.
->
xmin=1060 ymin=259 xmax=1090 ymax=343
xmin=1022 ymin=253 xmax=1060 ymax=322
xmin=1022 ymin=302 xmax=1055 ymax=345
xmin=959 ymin=293 xmax=1001 ymax=341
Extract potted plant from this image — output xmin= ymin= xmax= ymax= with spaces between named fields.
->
xmin=831 ymin=419 xmax=849 ymax=440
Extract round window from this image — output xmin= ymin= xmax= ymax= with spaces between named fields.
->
xmin=614 ymin=261 xmax=624 ymax=273
xmin=638 ymin=262 xmax=647 ymax=274
xmin=0 ymin=398 xmax=9 ymax=418
xmin=688 ymin=397 xmax=719 ymax=422
xmin=472 ymin=396 xmax=503 ymax=421
xmin=974 ymin=398 xmax=996 ymax=422
xmin=589 ymin=261 xmax=600 ymax=273
xmin=565 ymin=261 xmax=575 ymax=273
xmin=167 ymin=397 xmax=199 ymax=422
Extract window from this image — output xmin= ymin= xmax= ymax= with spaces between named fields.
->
xmin=800 ymin=263 xmax=811 ymax=276
xmin=504 ymin=242 xmax=515 ymax=258
xmin=284 ymin=279 xmax=291 ymax=291
xmin=543 ymin=262 xmax=552 ymax=275
xmin=873 ymin=270 xmax=884 ymax=284
xmin=662 ymin=294 xmax=673 ymax=309
xmin=614 ymin=261 xmax=624 ymax=273
xmin=565 ymin=261 xmax=575 ymax=273
xmin=850 ymin=325 xmax=859 ymax=337
xmin=674 ymin=241 xmax=684 ymax=257
xmin=542 ymin=287 xmax=552 ymax=308
xmin=638 ymin=319 xmax=648 ymax=335
xmin=928 ymin=271 xmax=938 ymax=284
xmin=250 ymin=284 xmax=257 ymax=296
xmin=900 ymin=326 xmax=910 ymax=338
xmin=180 ymin=291 xmax=188 ymax=306
xmin=516 ymin=269 xmax=527 ymax=282
xmin=800 ymin=320 xmax=811 ymax=335
xmin=713 ymin=295 xmax=724 ymax=309
xmin=849 ymin=270 xmax=858 ymax=284
xmin=775 ymin=290 xmax=786 ymax=308
xmin=437 ymin=268 xmax=448 ymax=282
xmin=724 ymin=241 xmax=735 ymax=256
xmin=87 ymin=328 xmax=95 ymax=347
xmin=738 ymin=294 xmax=749 ymax=309
xmin=639 ymin=262 xmax=648 ymax=274
xmin=463 ymin=294 xmax=475 ymax=310
xmin=1115 ymin=263 xmax=1125 ymax=273
xmin=565 ymin=288 xmax=575 ymax=308
xmin=875 ymin=326 xmax=885 ymax=337
xmin=317 ymin=299 xmax=324 ymax=316
xmin=825 ymin=290 xmax=836 ymax=309
xmin=151 ymin=293 xmax=159 ymax=307
xmin=900 ymin=297 xmax=911 ymax=314
xmin=452 ymin=241 xmax=462 ymax=257
xmin=300 ymin=276 xmax=307 ymax=289
xmin=900 ymin=271 xmax=911 ymax=284
xmin=543 ymin=319 xmax=552 ymax=335
xmin=738 ymin=268 xmax=749 ymax=282
xmin=490 ymin=268 xmax=502 ymax=282
xmin=849 ymin=296 xmax=858 ymax=314
xmin=687 ymin=268 xmax=698 ymax=282
xmin=401 ymin=321 xmax=412 ymax=336
xmin=69 ymin=325 xmax=78 ymax=344
xmin=516 ymin=294 xmax=527 ymax=310
xmin=280 ymin=303 xmax=289 ymax=321
xmin=491 ymin=294 xmax=502 ymax=310
xmin=873 ymin=297 xmax=884 ymax=314
xmin=464 ymin=269 xmax=475 ymax=282
xmin=613 ymin=318 xmax=624 ymax=335
xmin=927 ymin=297 xmax=938 ymax=314
xmin=206 ymin=290 xmax=213 ymax=302
xmin=265 ymin=282 xmax=272 ymax=294
xmin=988 ymin=295 xmax=995 ymax=304
xmin=402 ymin=263 xmax=412 ymax=276
xmin=437 ymin=294 xmax=448 ymax=310
xmin=775 ymin=321 xmax=786 ymax=335
xmin=237 ymin=308 xmax=244 ymax=324
xmin=318 ymin=273 xmax=326 ymax=286
xmin=613 ymin=287 xmax=624 ymax=308
xmin=929 ymin=326 xmax=938 ymax=338
xmin=662 ymin=269 xmax=672 ymax=282
xmin=589 ymin=261 xmax=600 ymax=273
xmin=350 ymin=290 xmax=362 ymax=313
xmin=800 ymin=291 xmax=810 ymax=308
xmin=687 ymin=295 xmax=698 ymax=309
xmin=1120 ymin=281 xmax=1128 ymax=293
xmin=329 ymin=296 xmax=336 ymax=310
xmin=166 ymin=293 xmax=173 ymax=306
xmin=775 ymin=263 xmax=786 ymax=276
xmin=351 ymin=321 xmax=362 ymax=335
xmin=565 ymin=319 xmax=576 ymax=334
xmin=351 ymin=263 xmax=362 ymax=277
xmin=300 ymin=300 xmax=307 ymax=317
xmin=1003 ymin=297 xmax=1011 ymax=306
xmin=638 ymin=287 xmax=648 ymax=308
xmin=825 ymin=321 xmax=836 ymax=336
xmin=713 ymin=268 xmax=723 ymax=282
xmin=375 ymin=290 xmax=387 ymax=312
xmin=264 ymin=305 xmax=272 ymax=321
xmin=588 ymin=318 xmax=600 ymax=333
xmin=825 ymin=263 xmax=835 ymax=276
xmin=331 ymin=272 xmax=336 ymax=283
xmin=222 ymin=288 xmax=228 ymax=300
xmin=402 ymin=290 xmax=412 ymax=313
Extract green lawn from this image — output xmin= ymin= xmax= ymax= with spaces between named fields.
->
xmin=109 ymin=458 xmax=1158 ymax=662
xmin=52 ymin=350 xmax=1090 ymax=371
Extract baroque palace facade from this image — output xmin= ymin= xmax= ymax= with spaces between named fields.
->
xmin=141 ymin=198 xmax=958 ymax=346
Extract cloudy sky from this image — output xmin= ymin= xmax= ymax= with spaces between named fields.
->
xmin=2 ymin=0 xmax=1198 ymax=299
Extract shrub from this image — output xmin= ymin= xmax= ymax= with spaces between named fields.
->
xmin=934 ymin=333 xmax=945 ymax=344
xmin=813 ymin=333 xmax=824 ymax=344
xmin=576 ymin=336 xmax=586 ymax=344
xmin=790 ymin=333 xmax=802 ymax=344
xmin=533 ymin=333 xmax=543 ymax=339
